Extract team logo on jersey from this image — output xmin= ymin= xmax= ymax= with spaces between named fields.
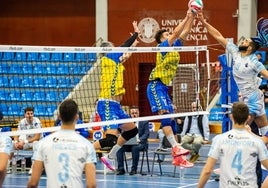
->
xmin=250 ymin=152 xmax=258 ymax=157
xmin=138 ymin=17 xmax=160 ymax=43
xmin=228 ymin=134 xmax=233 ymax=139
xmin=53 ymin=137 xmax=59 ymax=142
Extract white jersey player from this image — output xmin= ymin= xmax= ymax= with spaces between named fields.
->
xmin=0 ymin=135 xmax=12 ymax=186
xmin=198 ymin=102 xmax=268 ymax=188
xmin=27 ymin=99 xmax=97 ymax=188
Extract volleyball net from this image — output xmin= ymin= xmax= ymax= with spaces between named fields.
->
xmin=0 ymin=45 xmax=221 ymax=136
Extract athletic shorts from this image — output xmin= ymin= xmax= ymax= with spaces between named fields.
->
xmin=241 ymin=89 xmax=265 ymax=117
xmin=146 ymin=79 xmax=174 ymax=113
xmin=97 ymin=99 xmax=130 ymax=130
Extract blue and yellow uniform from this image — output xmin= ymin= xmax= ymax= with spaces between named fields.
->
xmin=97 ymin=33 xmax=138 ymax=130
xmin=147 ymin=39 xmax=182 ymax=113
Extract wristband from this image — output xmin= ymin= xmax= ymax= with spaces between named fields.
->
xmin=24 ymin=140 xmax=29 ymax=144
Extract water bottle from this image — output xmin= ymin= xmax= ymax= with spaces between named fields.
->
xmin=21 ymin=158 xmax=26 ymax=173
xmin=11 ymin=157 xmax=17 ymax=174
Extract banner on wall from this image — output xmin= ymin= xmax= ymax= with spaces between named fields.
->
xmin=137 ymin=17 xmax=208 ymax=44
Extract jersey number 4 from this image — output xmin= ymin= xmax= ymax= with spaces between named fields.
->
xmin=231 ymin=149 xmax=242 ymax=175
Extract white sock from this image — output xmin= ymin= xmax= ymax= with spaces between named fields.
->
xmin=108 ymin=144 xmax=121 ymax=159
xmin=167 ymin=134 xmax=177 ymax=147
xmin=259 ymin=126 xmax=268 ymax=136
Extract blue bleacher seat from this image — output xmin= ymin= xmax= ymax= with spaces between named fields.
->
xmin=2 ymin=52 xmax=14 ymax=61
xmin=33 ymin=63 xmax=45 ymax=74
xmin=87 ymin=53 xmax=97 ymax=62
xmin=22 ymin=63 xmax=33 ymax=74
xmin=27 ymin=52 xmax=39 ymax=62
xmin=39 ymin=52 xmax=51 ymax=62
xmin=63 ymin=53 xmax=74 ymax=62
xmin=46 ymin=77 xmax=57 ymax=88
xmin=0 ymin=52 xmax=2 ymax=60
xmin=21 ymin=91 xmax=33 ymax=101
xmin=14 ymin=52 xmax=27 ymax=62
xmin=81 ymin=63 xmax=92 ymax=73
xmin=46 ymin=91 xmax=58 ymax=102
xmin=58 ymin=77 xmax=71 ymax=88
xmin=9 ymin=77 xmax=21 ymax=87
xmin=9 ymin=64 xmax=22 ymax=74
xmin=0 ymin=90 xmax=9 ymax=101
xmin=72 ymin=77 xmax=81 ymax=85
xmin=8 ymin=104 xmax=22 ymax=116
xmin=46 ymin=64 xmax=57 ymax=74
xmin=33 ymin=91 xmax=46 ymax=101
xmin=58 ymin=91 xmax=69 ymax=101
xmin=0 ymin=77 xmax=9 ymax=87
xmin=51 ymin=53 xmax=63 ymax=62
xmin=46 ymin=105 xmax=57 ymax=116
xmin=9 ymin=90 xmax=21 ymax=101
xmin=75 ymin=53 xmax=86 ymax=62
xmin=69 ymin=63 xmax=82 ymax=74
xmin=57 ymin=63 xmax=69 ymax=74
xmin=34 ymin=105 xmax=46 ymax=116
xmin=34 ymin=77 xmax=46 ymax=87
xmin=21 ymin=77 xmax=34 ymax=87
xmin=0 ymin=63 xmax=9 ymax=74
xmin=0 ymin=104 xmax=8 ymax=116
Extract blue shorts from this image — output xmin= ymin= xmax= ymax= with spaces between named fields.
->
xmin=97 ymin=99 xmax=130 ymax=131
xmin=241 ymin=89 xmax=265 ymax=116
xmin=146 ymin=79 xmax=174 ymax=113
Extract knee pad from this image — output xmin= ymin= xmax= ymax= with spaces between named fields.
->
xmin=99 ymin=134 xmax=118 ymax=148
xmin=121 ymin=127 xmax=138 ymax=141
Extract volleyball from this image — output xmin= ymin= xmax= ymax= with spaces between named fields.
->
xmin=188 ymin=0 xmax=203 ymax=14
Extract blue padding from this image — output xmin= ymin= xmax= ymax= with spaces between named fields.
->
xmin=209 ymin=108 xmax=224 ymax=121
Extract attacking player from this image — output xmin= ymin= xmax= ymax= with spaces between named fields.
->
xmin=147 ymin=9 xmax=196 ymax=168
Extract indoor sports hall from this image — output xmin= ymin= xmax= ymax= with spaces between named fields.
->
xmin=0 ymin=0 xmax=268 ymax=187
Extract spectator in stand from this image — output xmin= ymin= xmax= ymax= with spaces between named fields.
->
xmin=13 ymin=107 xmax=43 ymax=175
xmin=116 ymin=106 xmax=149 ymax=175
xmin=181 ymin=102 xmax=210 ymax=163
xmin=13 ymin=107 xmax=42 ymax=151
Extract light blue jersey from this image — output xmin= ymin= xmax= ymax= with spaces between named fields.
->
xmin=209 ymin=129 xmax=268 ymax=188
xmin=227 ymin=41 xmax=266 ymax=116
xmin=0 ymin=136 xmax=12 ymax=155
xmin=33 ymin=130 xmax=96 ymax=188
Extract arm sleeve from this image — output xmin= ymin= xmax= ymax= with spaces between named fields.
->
xmin=120 ymin=32 xmax=138 ymax=47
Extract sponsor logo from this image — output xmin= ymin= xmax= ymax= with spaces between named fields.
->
xmin=138 ymin=17 xmax=160 ymax=43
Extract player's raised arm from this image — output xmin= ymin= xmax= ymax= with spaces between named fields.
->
xmin=197 ymin=11 xmax=228 ymax=48
xmin=168 ymin=10 xmax=191 ymax=46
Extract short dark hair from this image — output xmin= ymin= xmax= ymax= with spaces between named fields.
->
xmin=250 ymin=38 xmax=261 ymax=54
xmin=24 ymin=107 xmax=34 ymax=114
xmin=155 ymin=29 xmax=167 ymax=44
xmin=59 ymin=99 xmax=78 ymax=124
xmin=231 ymin=102 xmax=249 ymax=125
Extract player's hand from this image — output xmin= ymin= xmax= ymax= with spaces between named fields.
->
xmin=132 ymin=21 xmax=140 ymax=34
